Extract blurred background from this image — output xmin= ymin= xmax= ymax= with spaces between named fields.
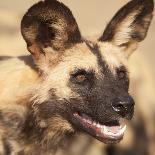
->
xmin=0 ymin=0 xmax=155 ymax=155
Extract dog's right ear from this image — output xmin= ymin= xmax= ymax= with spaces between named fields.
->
xmin=21 ymin=0 xmax=82 ymax=60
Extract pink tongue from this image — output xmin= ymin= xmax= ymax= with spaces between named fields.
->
xmin=106 ymin=126 xmax=120 ymax=134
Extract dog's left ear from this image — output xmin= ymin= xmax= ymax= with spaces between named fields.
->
xmin=99 ymin=0 xmax=154 ymax=58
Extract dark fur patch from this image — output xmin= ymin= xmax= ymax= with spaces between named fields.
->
xmin=18 ymin=55 xmax=37 ymax=71
xmin=85 ymin=41 xmax=107 ymax=71
xmin=3 ymin=139 xmax=11 ymax=155
xmin=0 ymin=56 xmax=12 ymax=61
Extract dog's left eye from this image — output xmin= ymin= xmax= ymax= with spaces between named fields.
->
xmin=117 ymin=67 xmax=127 ymax=79
xmin=118 ymin=71 xmax=126 ymax=79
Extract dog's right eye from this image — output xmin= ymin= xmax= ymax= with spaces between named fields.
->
xmin=70 ymin=69 xmax=94 ymax=85
xmin=75 ymin=74 xmax=87 ymax=83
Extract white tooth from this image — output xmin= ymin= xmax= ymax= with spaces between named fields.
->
xmin=100 ymin=125 xmax=103 ymax=129
xmin=99 ymin=124 xmax=102 ymax=129
xmin=97 ymin=123 xmax=100 ymax=128
xmin=120 ymin=125 xmax=127 ymax=133
xmin=103 ymin=126 xmax=108 ymax=133
xmin=112 ymin=125 xmax=127 ymax=137
xmin=101 ymin=126 xmax=104 ymax=133
xmin=93 ymin=121 xmax=96 ymax=126
xmin=116 ymin=125 xmax=126 ymax=136
xmin=105 ymin=127 xmax=109 ymax=133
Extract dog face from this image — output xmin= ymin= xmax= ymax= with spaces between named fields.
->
xmin=21 ymin=0 xmax=154 ymax=144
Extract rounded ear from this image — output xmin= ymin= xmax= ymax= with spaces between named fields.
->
xmin=21 ymin=0 xmax=82 ymax=60
xmin=99 ymin=0 xmax=154 ymax=57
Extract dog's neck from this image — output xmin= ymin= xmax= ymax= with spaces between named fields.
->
xmin=21 ymin=107 xmax=74 ymax=154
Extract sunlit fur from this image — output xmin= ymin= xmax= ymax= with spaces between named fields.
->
xmin=0 ymin=0 xmax=154 ymax=154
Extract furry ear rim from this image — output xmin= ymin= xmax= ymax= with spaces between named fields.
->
xmin=21 ymin=0 xmax=82 ymax=59
xmin=99 ymin=0 xmax=154 ymax=57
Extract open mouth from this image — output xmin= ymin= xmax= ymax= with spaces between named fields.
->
xmin=73 ymin=112 xmax=126 ymax=143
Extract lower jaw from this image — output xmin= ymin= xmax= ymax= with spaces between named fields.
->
xmin=73 ymin=113 xmax=126 ymax=143
xmin=96 ymin=133 xmax=123 ymax=144
xmin=87 ymin=128 xmax=124 ymax=144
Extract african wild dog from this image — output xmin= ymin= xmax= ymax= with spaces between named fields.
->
xmin=0 ymin=0 xmax=154 ymax=154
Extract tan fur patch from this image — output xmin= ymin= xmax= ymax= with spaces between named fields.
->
xmin=0 ymin=58 xmax=39 ymax=105
xmin=112 ymin=8 xmax=142 ymax=46
xmin=33 ymin=42 xmax=100 ymax=103
xmin=98 ymin=42 xmax=128 ymax=74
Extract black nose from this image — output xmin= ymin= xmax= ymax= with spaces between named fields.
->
xmin=112 ymin=97 xmax=135 ymax=118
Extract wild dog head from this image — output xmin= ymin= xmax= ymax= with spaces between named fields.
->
xmin=21 ymin=0 xmax=154 ymax=144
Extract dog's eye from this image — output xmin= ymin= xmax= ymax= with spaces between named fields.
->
xmin=117 ymin=67 xmax=127 ymax=79
xmin=71 ymin=69 xmax=93 ymax=84
xmin=118 ymin=71 xmax=126 ymax=79
xmin=75 ymin=74 xmax=87 ymax=83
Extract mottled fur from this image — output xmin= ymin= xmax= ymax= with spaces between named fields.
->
xmin=0 ymin=0 xmax=154 ymax=154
